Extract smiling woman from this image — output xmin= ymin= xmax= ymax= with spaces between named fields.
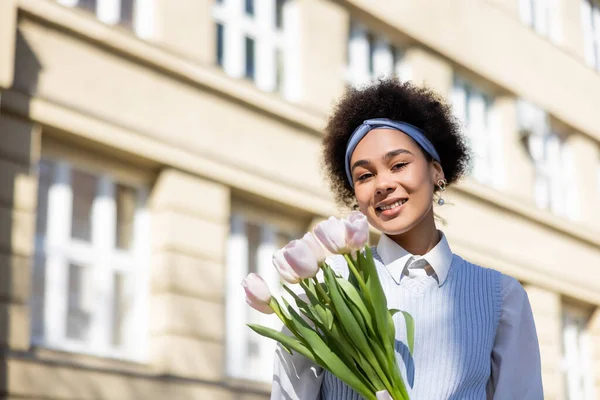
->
xmin=270 ymin=79 xmax=544 ymax=400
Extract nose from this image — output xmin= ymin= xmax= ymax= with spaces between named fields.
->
xmin=375 ymin=173 xmax=397 ymax=196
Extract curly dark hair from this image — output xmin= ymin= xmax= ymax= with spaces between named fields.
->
xmin=322 ymin=78 xmax=471 ymax=209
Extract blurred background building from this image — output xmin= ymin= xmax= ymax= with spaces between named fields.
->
xmin=0 ymin=0 xmax=600 ymax=399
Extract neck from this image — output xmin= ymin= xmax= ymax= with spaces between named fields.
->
xmin=388 ymin=209 xmax=440 ymax=255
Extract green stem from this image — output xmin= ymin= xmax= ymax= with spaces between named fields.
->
xmin=311 ymin=276 xmax=331 ymax=304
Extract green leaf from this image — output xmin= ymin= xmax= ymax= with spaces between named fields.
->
xmin=337 ymin=279 xmax=376 ymax=338
xmin=363 ymin=246 xmax=391 ymax=348
xmin=283 ymin=300 xmax=378 ymax=400
xmin=401 ymin=310 xmax=415 ymax=355
xmin=247 ymin=324 xmax=315 ymax=362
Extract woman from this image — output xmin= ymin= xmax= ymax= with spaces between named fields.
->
xmin=270 ymin=79 xmax=543 ymax=399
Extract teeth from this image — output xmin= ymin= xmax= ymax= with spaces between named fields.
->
xmin=379 ymin=200 xmax=406 ymax=211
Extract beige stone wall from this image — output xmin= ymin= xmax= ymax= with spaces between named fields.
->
xmin=0 ymin=115 xmax=40 ymax=351
xmin=0 ymin=0 xmax=17 ymax=90
xmin=524 ymin=285 xmax=564 ymax=400
xmin=149 ymin=169 xmax=230 ymax=381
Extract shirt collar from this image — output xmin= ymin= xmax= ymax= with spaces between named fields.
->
xmin=376 ymin=231 xmax=453 ymax=286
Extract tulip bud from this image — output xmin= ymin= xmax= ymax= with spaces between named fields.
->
xmin=344 ymin=211 xmax=369 ymax=251
xmin=314 ymin=216 xmax=349 ymax=254
xmin=376 ymin=390 xmax=394 ymax=400
xmin=283 ymin=239 xmax=319 ymax=279
xmin=242 ymin=273 xmax=274 ymax=314
xmin=302 ymin=232 xmax=326 ymax=264
xmin=273 ymin=249 xmax=301 ymax=284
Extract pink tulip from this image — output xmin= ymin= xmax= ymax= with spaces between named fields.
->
xmin=283 ymin=239 xmax=319 ymax=279
xmin=273 ymin=249 xmax=301 ymax=284
xmin=344 ymin=211 xmax=369 ymax=250
xmin=314 ymin=216 xmax=349 ymax=254
xmin=302 ymin=232 xmax=326 ymax=264
xmin=376 ymin=390 xmax=394 ymax=400
xmin=242 ymin=273 xmax=274 ymax=314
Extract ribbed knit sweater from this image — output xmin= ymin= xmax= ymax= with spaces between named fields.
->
xmin=319 ymin=248 xmax=502 ymax=400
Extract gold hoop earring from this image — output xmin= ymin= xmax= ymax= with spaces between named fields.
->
xmin=436 ymin=179 xmax=447 ymax=206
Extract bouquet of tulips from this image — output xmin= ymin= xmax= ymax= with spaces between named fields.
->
xmin=242 ymin=211 xmax=414 ymax=400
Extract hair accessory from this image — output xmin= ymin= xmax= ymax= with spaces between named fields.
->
xmin=345 ymin=118 xmax=441 ymax=187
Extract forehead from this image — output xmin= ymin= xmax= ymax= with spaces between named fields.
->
xmin=351 ymin=128 xmax=421 ymax=161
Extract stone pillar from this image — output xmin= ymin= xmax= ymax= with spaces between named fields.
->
xmin=404 ymin=46 xmax=453 ymax=97
xmin=0 ymin=116 xmax=40 ymax=353
xmin=524 ymin=284 xmax=564 ymax=400
xmin=153 ymin=0 xmax=214 ymax=64
xmin=297 ymin=0 xmax=348 ymax=112
xmin=149 ymin=169 xmax=230 ymax=382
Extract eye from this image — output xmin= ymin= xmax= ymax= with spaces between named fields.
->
xmin=356 ymin=172 xmax=373 ymax=182
xmin=392 ymin=162 xmax=408 ymax=171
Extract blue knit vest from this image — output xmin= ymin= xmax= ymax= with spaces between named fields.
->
xmin=320 ymin=249 xmax=502 ymax=400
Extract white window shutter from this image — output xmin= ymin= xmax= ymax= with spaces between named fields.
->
xmin=58 ymin=0 xmax=79 ymax=7
xmin=533 ymin=0 xmax=549 ymax=36
xmin=97 ymin=0 xmax=120 ymax=25
xmin=546 ymin=135 xmax=565 ymax=215
xmin=451 ymin=80 xmax=467 ymax=124
xmin=44 ymin=162 xmax=72 ymax=346
xmin=255 ymin=0 xmax=276 ymax=92
xmin=548 ymin=0 xmax=562 ymax=43
xmin=348 ymin=22 xmax=370 ymax=87
xmin=222 ymin=0 xmax=245 ymax=78
xmin=134 ymin=0 xmax=154 ymax=39
xmin=225 ymin=215 xmax=249 ymax=378
xmin=468 ymin=91 xmax=488 ymax=183
xmin=255 ymin=225 xmax=281 ymax=382
xmin=283 ymin=1 xmax=301 ymax=101
xmin=561 ymin=142 xmax=580 ymax=220
xmin=581 ymin=0 xmax=596 ymax=67
xmin=394 ymin=49 xmax=411 ymax=82
xmin=489 ymin=107 xmax=505 ymax=188
xmin=519 ymin=0 xmax=534 ymax=26
xmin=593 ymin=2 xmax=600 ymax=69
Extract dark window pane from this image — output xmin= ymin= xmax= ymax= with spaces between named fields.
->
xmin=36 ymin=160 xmax=54 ymax=237
xmin=116 ymin=184 xmax=136 ymax=250
xmin=245 ymin=0 xmax=254 ymax=16
xmin=78 ymin=0 xmax=97 ymax=13
xmin=71 ymin=168 xmax=97 ymax=242
xmin=245 ymin=36 xmax=255 ymax=80
xmin=112 ymin=273 xmax=126 ymax=346
xmin=66 ymin=263 xmax=91 ymax=341
xmin=275 ymin=0 xmax=285 ymax=29
xmin=120 ymin=0 xmax=135 ymax=29
xmin=216 ymin=23 xmax=224 ymax=67
xmin=275 ymin=49 xmax=284 ymax=92
xmin=246 ymin=221 xmax=261 ymax=274
xmin=367 ymin=32 xmax=376 ymax=75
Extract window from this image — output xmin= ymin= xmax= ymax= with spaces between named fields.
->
xmin=31 ymin=157 xmax=149 ymax=360
xmin=517 ymin=100 xmax=579 ymax=219
xmin=225 ymin=207 xmax=302 ymax=382
xmin=581 ymin=0 xmax=600 ymax=70
xmin=519 ymin=0 xmax=561 ymax=42
xmin=56 ymin=0 xmax=153 ymax=38
xmin=213 ymin=0 xmax=300 ymax=99
xmin=562 ymin=305 xmax=596 ymax=400
xmin=452 ymin=77 xmax=503 ymax=187
xmin=347 ymin=21 xmax=410 ymax=87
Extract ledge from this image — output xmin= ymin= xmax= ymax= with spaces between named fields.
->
xmin=16 ymin=0 xmax=326 ymax=136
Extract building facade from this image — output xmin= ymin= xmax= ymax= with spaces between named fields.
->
xmin=0 ymin=0 xmax=600 ymax=399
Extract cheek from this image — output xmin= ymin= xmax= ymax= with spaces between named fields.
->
xmin=353 ymin=185 xmax=372 ymax=211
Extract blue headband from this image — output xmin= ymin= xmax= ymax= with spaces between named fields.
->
xmin=344 ymin=118 xmax=441 ymax=187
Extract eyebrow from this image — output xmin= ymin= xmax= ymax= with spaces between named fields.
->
xmin=351 ymin=148 xmax=413 ymax=173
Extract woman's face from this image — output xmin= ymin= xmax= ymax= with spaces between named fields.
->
xmin=349 ymin=128 xmax=444 ymax=236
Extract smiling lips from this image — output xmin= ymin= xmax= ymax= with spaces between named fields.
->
xmin=376 ymin=199 xmax=408 ymax=212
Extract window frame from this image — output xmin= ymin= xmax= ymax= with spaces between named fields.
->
xmin=562 ymin=304 xmax=596 ymax=400
xmin=224 ymin=202 xmax=305 ymax=382
xmin=56 ymin=0 xmax=154 ymax=39
xmin=346 ymin=21 xmax=411 ymax=87
xmin=451 ymin=76 xmax=503 ymax=188
xmin=213 ymin=0 xmax=300 ymax=99
xmin=31 ymin=142 xmax=151 ymax=362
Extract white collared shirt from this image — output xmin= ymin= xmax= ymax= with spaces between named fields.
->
xmin=271 ymin=232 xmax=543 ymax=400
